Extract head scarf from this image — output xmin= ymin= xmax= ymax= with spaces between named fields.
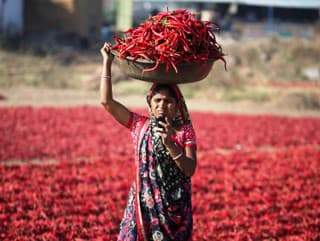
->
xmin=146 ymin=83 xmax=192 ymax=128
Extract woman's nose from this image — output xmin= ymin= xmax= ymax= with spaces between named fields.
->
xmin=158 ymin=100 xmax=164 ymax=108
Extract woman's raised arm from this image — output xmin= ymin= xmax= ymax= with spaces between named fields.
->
xmin=100 ymin=43 xmax=131 ymax=127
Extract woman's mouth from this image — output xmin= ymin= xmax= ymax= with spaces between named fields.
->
xmin=157 ymin=110 xmax=165 ymax=116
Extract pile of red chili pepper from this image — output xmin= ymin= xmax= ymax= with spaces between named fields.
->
xmin=112 ymin=8 xmax=226 ymax=73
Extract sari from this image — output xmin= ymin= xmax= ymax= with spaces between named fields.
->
xmin=117 ymin=84 xmax=197 ymax=241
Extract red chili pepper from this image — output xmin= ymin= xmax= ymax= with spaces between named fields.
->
xmin=143 ymin=60 xmax=160 ymax=73
xmin=113 ymin=8 xmax=226 ymax=74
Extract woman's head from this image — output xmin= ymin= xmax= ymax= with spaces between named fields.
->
xmin=147 ymin=84 xmax=179 ymax=120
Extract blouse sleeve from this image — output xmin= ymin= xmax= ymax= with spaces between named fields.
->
xmin=126 ymin=112 xmax=148 ymax=145
xmin=182 ymin=124 xmax=197 ymax=149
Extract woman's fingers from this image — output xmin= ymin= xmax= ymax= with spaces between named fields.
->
xmin=161 ymin=117 xmax=173 ymax=132
xmin=156 ymin=121 xmax=172 ymax=135
xmin=101 ymin=42 xmax=112 ymax=53
xmin=100 ymin=43 xmax=114 ymax=63
xmin=154 ymin=126 xmax=164 ymax=133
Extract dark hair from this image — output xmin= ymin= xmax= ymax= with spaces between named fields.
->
xmin=150 ymin=84 xmax=178 ymax=101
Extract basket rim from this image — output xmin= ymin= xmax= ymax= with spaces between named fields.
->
xmin=111 ymin=50 xmax=218 ymax=65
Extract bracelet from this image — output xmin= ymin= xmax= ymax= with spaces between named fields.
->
xmin=101 ymin=75 xmax=111 ymax=79
xmin=172 ymin=152 xmax=183 ymax=160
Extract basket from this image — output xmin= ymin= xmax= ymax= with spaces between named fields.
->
xmin=114 ymin=52 xmax=216 ymax=84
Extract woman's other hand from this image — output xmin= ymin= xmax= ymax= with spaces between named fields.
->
xmin=155 ymin=117 xmax=175 ymax=148
xmin=100 ymin=42 xmax=114 ymax=65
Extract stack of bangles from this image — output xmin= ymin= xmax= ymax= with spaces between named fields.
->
xmin=172 ymin=152 xmax=183 ymax=160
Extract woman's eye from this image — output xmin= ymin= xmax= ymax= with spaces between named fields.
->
xmin=153 ymin=98 xmax=175 ymax=104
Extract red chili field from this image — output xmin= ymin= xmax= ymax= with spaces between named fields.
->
xmin=1 ymin=106 xmax=320 ymax=240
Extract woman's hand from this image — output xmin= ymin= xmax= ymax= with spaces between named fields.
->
xmin=154 ymin=117 xmax=175 ymax=148
xmin=100 ymin=42 xmax=114 ymax=66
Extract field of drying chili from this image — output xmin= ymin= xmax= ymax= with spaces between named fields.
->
xmin=1 ymin=106 xmax=320 ymax=240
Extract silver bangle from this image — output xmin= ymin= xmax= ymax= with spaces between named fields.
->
xmin=172 ymin=152 xmax=183 ymax=160
xmin=101 ymin=75 xmax=111 ymax=79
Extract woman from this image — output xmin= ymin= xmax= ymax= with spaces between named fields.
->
xmin=100 ymin=43 xmax=197 ymax=241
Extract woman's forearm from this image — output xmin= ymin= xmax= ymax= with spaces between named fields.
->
xmin=100 ymin=61 xmax=113 ymax=105
xmin=175 ymin=155 xmax=196 ymax=177
xmin=166 ymin=143 xmax=196 ymax=177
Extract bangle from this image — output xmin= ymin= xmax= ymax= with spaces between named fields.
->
xmin=101 ymin=75 xmax=111 ymax=79
xmin=172 ymin=152 xmax=183 ymax=160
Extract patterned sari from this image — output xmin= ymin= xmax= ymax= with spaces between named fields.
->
xmin=117 ymin=84 xmax=197 ymax=241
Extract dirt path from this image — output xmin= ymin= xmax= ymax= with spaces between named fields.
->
xmin=1 ymin=87 xmax=320 ymax=118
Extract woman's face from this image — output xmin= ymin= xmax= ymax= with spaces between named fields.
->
xmin=150 ymin=89 xmax=177 ymax=121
